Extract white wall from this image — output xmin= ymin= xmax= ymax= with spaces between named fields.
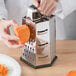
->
xmin=56 ymin=11 xmax=76 ymax=40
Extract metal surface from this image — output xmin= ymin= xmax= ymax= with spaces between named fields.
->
xmin=21 ymin=5 xmax=56 ymax=68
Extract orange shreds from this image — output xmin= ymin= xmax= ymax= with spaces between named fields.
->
xmin=0 ymin=64 xmax=8 ymax=76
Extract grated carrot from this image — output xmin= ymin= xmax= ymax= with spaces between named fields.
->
xmin=67 ymin=71 xmax=76 ymax=76
xmin=0 ymin=64 xmax=8 ymax=76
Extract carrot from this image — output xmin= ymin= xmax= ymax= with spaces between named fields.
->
xmin=0 ymin=64 xmax=8 ymax=76
xmin=14 ymin=24 xmax=30 ymax=44
xmin=67 ymin=71 xmax=76 ymax=76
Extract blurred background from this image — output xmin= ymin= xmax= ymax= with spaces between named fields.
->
xmin=56 ymin=11 xmax=76 ymax=40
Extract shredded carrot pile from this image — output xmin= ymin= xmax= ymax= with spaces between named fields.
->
xmin=67 ymin=71 xmax=76 ymax=76
xmin=0 ymin=64 xmax=8 ymax=76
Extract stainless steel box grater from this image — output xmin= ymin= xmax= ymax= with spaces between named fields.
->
xmin=20 ymin=5 xmax=57 ymax=68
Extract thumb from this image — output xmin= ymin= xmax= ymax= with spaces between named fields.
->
xmin=33 ymin=0 xmax=40 ymax=8
xmin=9 ymin=20 xmax=19 ymax=27
xmin=5 ymin=20 xmax=19 ymax=28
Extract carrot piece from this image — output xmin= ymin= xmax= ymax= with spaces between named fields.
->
xmin=67 ymin=71 xmax=76 ymax=76
xmin=14 ymin=24 xmax=30 ymax=44
xmin=0 ymin=64 xmax=8 ymax=76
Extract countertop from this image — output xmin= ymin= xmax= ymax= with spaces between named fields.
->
xmin=0 ymin=40 xmax=76 ymax=76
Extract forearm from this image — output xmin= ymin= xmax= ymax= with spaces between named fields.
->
xmin=0 ymin=0 xmax=8 ymax=19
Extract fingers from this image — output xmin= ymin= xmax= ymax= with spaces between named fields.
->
xmin=1 ymin=31 xmax=24 ymax=48
xmin=36 ymin=0 xmax=57 ymax=16
xmin=0 ymin=19 xmax=20 ymax=41
xmin=5 ymin=20 xmax=19 ymax=29
xmin=33 ymin=0 xmax=40 ymax=8
xmin=9 ymin=20 xmax=19 ymax=26
xmin=7 ymin=43 xmax=24 ymax=48
xmin=38 ymin=0 xmax=47 ymax=11
xmin=0 ymin=19 xmax=23 ymax=48
xmin=1 ymin=33 xmax=19 ymax=41
xmin=47 ymin=4 xmax=57 ymax=16
xmin=2 ymin=38 xmax=24 ymax=48
xmin=44 ymin=1 xmax=55 ymax=14
xmin=45 ymin=2 xmax=57 ymax=16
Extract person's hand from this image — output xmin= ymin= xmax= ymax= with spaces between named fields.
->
xmin=33 ymin=0 xmax=57 ymax=16
xmin=0 ymin=19 xmax=24 ymax=48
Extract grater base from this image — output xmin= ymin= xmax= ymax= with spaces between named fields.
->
xmin=20 ymin=56 xmax=57 ymax=69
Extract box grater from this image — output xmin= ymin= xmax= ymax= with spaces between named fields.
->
xmin=20 ymin=5 xmax=57 ymax=68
